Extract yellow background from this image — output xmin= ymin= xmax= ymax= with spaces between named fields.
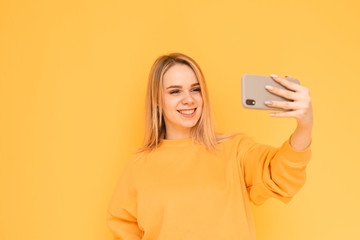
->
xmin=1 ymin=0 xmax=359 ymax=239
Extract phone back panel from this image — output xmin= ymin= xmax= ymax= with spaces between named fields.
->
xmin=241 ymin=74 xmax=300 ymax=111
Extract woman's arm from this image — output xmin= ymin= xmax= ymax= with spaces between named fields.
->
xmin=237 ymin=74 xmax=313 ymax=205
xmin=264 ymin=74 xmax=313 ymax=151
xmin=290 ymin=124 xmax=312 ymax=151
xmin=237 ymin=133 xmax=312 ymax=206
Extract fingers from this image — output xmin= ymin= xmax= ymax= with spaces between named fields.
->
xmin=267 ymin=108 xmax=312 ymax=120
xmin=270 ymin=74 xmax=302 ymax=92
xmin=264 ymin=100 xmax=298 ymax=110
xmin=265 ymin=74 xmax=313 ymax=124
xmin=265 ymin=84 xmax=300 ymax=101
xmin=268 ymin=109 xmax=301 ymax=117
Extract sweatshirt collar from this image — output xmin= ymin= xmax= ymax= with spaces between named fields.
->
xmin=160 ymin=137 xmax=195 ymax=147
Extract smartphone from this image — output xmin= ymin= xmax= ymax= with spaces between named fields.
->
xmin=241 ymin=74 xmax=300 ymax=111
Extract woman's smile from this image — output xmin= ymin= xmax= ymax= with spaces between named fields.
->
xmin=177 ymin=108 xmax=197 ymax=118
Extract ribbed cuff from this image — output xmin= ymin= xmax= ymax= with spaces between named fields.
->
xmin=280 ymin=134 xmax=312 ymax=164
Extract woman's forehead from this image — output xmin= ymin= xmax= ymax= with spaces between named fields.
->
xmin=163 ymin=64 xmax=198 ymax=87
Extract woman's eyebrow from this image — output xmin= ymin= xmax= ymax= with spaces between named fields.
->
xmin=166 ymin=83 xmax=200 ymax=89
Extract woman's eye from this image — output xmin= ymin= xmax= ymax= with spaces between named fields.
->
xmin=170 ymin=88 xmax=200 ymax=94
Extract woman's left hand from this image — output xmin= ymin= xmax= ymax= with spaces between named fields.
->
xmin=264 ymin=74 xmax=313 ymax=129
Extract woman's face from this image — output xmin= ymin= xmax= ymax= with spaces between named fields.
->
xmin=161 ymin=63 xmax=203 ymax=139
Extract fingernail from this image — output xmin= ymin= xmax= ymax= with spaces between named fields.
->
xmin=270 ymin=74 xmax=278 ymax=78
xmin=265 ymin=85 xmax=273 ymax=90
xmin=265 ymin=101 xmax=272 ymax=105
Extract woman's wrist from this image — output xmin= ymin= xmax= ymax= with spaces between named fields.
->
xmin=289 ymin=124 xmax=313 ymax=151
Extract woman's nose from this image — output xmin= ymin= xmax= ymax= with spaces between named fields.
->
xmin=182 ymin=91 xmax=195 ymax=104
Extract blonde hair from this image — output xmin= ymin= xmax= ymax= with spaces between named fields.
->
xmin=136 ymin=52 xmax=238 ymax=154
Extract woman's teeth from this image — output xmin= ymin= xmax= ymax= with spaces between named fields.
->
xmin=178 ymin=108 xmax=196 ymax=114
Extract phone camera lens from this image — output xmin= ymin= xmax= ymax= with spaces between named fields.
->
xmin=246 ymin=99 xmax=256 ymax=105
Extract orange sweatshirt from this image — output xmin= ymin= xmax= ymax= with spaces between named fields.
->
xmin=107 ymin=133 xmax=312 ymax=239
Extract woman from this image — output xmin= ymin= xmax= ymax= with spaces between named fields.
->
xmin=107 ymin=52 xmax=313 ymax=239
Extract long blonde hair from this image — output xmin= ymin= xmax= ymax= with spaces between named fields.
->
xmin=136 ymin=52 xmax=238 ymax=153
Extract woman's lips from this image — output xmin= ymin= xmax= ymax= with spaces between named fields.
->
xmin=177 ymin=108 xmax=197 ymax=118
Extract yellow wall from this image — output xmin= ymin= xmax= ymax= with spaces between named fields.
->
xmin=1 ymin=0 xmax=359 ymax=239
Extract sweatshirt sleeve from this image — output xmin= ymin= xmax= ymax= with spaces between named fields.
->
xmin=107 ymin=157 xmax=143 ymax=239
xmin=237 ymin=133 xmax=312 ymax=206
